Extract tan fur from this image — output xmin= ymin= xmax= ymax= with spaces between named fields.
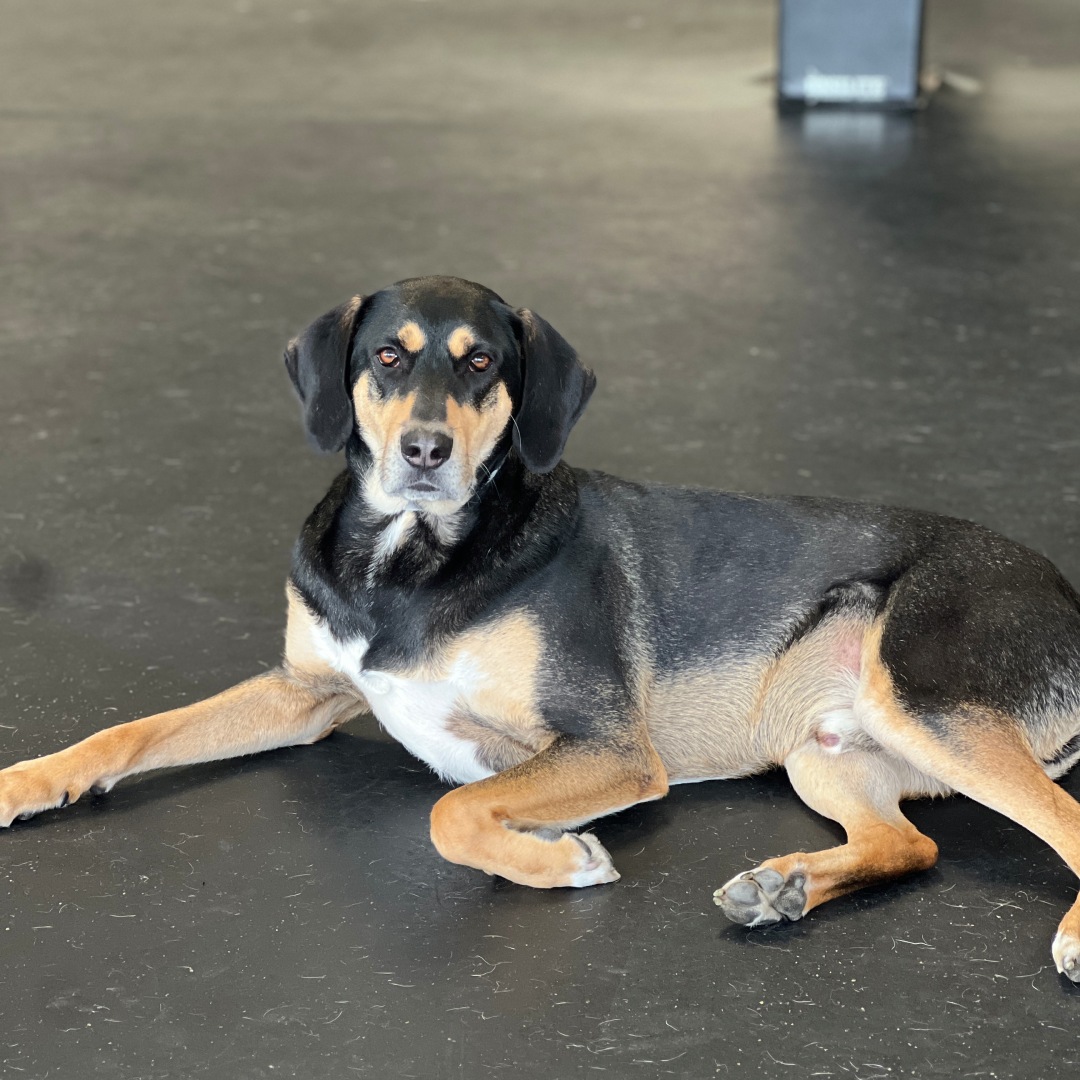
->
xmin=647 ymin=660 xmax=767 ymax=779
xmin=518 ymin=309 xmax=542 ymax=343
xmin=444 ymin=383 xmax=513 ymax=479
xmin=457 ymin=610 xmax=542 ymax=719
xmin=352 ymin=371 xmax=417 ymax=465
xmin=647 ymin=617 xmax=869 ymax=781
xmin=446 ymin=325 xmax=476 ymax=359
xmin=284 ymin=584 xmax=371 ymax=739
xmin=285 ymin=583 xmax=338 ymax=680
xmin=430 ymin=735 xmax=668 ymax=888
xmin=342 ymin=294 xmax=364 ymax=325
xmin=396 ymin=321 xmax=426 ymax=353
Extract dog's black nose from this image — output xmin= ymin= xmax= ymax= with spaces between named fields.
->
xmin=400 ymin=429 xmax=453 ymax=470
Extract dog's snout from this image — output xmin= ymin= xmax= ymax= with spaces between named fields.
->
xmin=400 ymin=429 xmax=453 ymax=470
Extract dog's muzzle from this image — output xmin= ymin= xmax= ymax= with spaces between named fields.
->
xmin=384 ymin=426 xmax=463 ymax=503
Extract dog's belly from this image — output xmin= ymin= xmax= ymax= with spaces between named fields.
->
xmin=648 ymin=617 xmax=870 ymax=783
xmin=648 ymin=659 xmax=776 ymax=782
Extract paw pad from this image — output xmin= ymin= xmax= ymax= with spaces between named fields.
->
xmin=713 ymin=867 xmax=807 ymax=927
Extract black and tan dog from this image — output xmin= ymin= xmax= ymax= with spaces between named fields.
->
xmin=4 ymin=276 xmax=1080 ymax=977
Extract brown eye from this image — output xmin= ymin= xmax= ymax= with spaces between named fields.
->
xmin=376 ymin=347 xmax=399 ymax=367
xmin=469 ymin=353 xmax=492 ymax=372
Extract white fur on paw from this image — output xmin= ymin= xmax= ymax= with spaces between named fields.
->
xmin=1052 ymin=929 xmax=1080 ymax=982
xmin=713 ymin=866 xmax=807 ymax=926
xmin=568 ymin=832 xmax=620 ymax=887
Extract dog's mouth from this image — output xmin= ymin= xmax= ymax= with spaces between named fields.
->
xmin=366 ymin=456 xmax=475 ymax=518
xmin=381 ymin=475 xmax=472 ymax=512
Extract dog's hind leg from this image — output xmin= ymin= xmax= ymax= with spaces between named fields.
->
xmin=849 ymin=546 xmax=1080 ymax=977
xmin=858 ymin=689 xmax=1080 ymax=980
xmin=713 ymin=742 xmax=943 ymax=926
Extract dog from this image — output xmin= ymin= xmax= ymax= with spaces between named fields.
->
xmin=3 ymin=276 xmax=1080 ymax=978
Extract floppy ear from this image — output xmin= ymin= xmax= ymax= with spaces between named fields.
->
xmin=512 ymin=309 xmax=596 ymax=474
xmin=283 ymin=295 xmax=366 ymax=453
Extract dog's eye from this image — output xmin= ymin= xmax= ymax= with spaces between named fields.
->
xmin=469 ymin=353 xmax=493 ymax=373
xmin=376 ymin=348 xmax=400 ymax=368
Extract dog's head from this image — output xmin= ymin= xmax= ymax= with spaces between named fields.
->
xmin=284 ymin=276 xmax=595 ymax=515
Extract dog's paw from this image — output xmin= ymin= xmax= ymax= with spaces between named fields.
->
xmin=567 ymin=832 xmax=620 ymax=887
xmin=713 ymin=866 xmax=807 ymax=926
xmin=1053 ymin=929 xmax=1080 ymax=983
xmin=0 ymin=758 xmax=75 ymax=828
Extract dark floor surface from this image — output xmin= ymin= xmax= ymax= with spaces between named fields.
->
xmin=3 ymin=1 xmax=1080 ymax=1077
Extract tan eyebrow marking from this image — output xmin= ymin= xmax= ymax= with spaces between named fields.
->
xmin=447 ymin=325 xmax=477 ymax=360
xmin=397 ymin=321 xmax=426 ymax=353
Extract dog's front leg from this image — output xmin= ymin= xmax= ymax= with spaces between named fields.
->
xmin=429 ymin=731 xmax=669 ymax=888
xmin=0 ymin=668 xmax=363 ymax=827
xmin=0 ymin=584 xmax=368 ymax=827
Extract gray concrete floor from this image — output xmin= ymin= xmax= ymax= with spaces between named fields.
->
xmin=2 ymin=1 xmax=1080 ymax=1076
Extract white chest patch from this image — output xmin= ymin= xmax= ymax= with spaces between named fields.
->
xmin=309 ymin=622 xmax=495 ymax=785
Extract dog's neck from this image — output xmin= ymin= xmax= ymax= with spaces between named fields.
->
xmin=291 ymin=441 xmax=580 ymax=649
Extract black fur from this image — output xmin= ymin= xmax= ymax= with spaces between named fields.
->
xmin=509 ymin=309 xmax=596 ymax=474
xmin=284 ymin=296 xmax=368 ymax=453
